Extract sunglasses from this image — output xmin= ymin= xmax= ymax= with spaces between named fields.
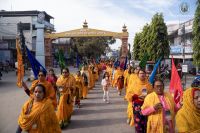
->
xmin=63 ymin=71 xmax=68 ymax=74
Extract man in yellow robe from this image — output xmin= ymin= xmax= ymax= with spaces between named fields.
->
xmin=18 ymin=84 xmax=61 ymax=133
xmin=56 ymin=68 xmax=75 ymax=128
xmin=22 ymin=71 xmax=57 ymax=110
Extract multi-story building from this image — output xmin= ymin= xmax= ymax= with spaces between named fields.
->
xmin=0 ymin=10 xmax=54 ymax=67
xmin=167 ymin=18 xmax=194 ymax=71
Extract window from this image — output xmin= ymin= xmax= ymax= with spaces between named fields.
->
xmin=17 ymin=23 xmax=30 ymax=31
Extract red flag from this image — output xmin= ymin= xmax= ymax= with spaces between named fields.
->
xmin=169 ymin=57 xmax=183 ymax=104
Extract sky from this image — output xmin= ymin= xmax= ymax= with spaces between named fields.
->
xmin=0 ymin=0 xmax=196 ymax=49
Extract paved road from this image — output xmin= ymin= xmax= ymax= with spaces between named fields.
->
xmin=0 ymin=68 xmax=134 ymax=133
xmin=62 ymin=81 xmax=133 ymax=133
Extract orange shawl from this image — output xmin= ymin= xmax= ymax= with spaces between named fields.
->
xmin=18 ymin=98 xmax=61 ymax=133
xmin=176 ymin=88 xmax=200 ymax=132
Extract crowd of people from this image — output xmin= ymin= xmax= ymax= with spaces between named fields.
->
xmin=15 ymin=59 xmax=200 ymax=133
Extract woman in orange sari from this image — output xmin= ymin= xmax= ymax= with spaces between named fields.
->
xmin=81 ymin=66 xmax=89 ymax=99
xmin=127 ymin=69 xmax=152 ymax=127
xmin=113 ymin=67 xmax=124 ymax=95
xmin=22 ymin=70 xmax=57 ymax=110
xmin=141 ymin=79 xmax=178 ymax=133
xmin=74 ymin=71 xmax=84 ymax=108
xmin=176 ymin=80 xmax=200 ymax=133
xmin=56 ymin=68 xmax=75 ymax=128
xmin=17 ymin=84 xmax=61 ymax=133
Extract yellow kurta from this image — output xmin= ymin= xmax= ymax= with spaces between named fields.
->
xmin=18 ymin=98 xmax=61 ymax=133
xmin=176 ymin=88 xmax=200 ymax=132
xmin=30 ymin=80 xmax=57 ymax=109
xmin=56 ymin=75 xmax=75 ymax=126
xmin=127 ymin=78 xmax=153 ymax=126
xmin=141 ymin=92 xmax=175 ymax=133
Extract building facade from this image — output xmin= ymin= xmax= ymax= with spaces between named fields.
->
xmin=167 ymin=19 xmax=194 ymax=71
xmin=0 ymin=10 xmax=54 ymax=67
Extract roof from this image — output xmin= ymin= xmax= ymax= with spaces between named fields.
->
xmin=0 ymin=10 xmax=54 ymax=19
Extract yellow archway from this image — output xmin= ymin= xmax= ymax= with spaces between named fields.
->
xmin=44 ymin=20 xmax=129 ymax=67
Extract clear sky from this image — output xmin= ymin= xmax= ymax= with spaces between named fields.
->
xmin=0 ymin=0 xmax=196 ymax=49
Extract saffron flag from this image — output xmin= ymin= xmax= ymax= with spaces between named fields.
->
xmin=26 ymin=46 xmax=47 ymax=79
xmin=149 ymin=57 xmax=162 ymax=84
xmin=16 ymin=38 xmax=24 ymax=88
xmin=169 ymin=57 xmax=183 ymax=104
xmin=139 ymin=53 xmax=149 ymax=69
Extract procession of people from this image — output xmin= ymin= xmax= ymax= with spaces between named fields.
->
xmin=15 ymin=58 xmax=200 ymax=133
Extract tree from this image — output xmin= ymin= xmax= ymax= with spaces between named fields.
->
xmin=193 ymin=0 xmax=200 ymax=67
xmin=148 ymin=13 xmax=169 ymax=61
xmin=133 ymin=32 xmax=141 ymax=60
xmin=139 ymin=24 xmax=151 ymax=60
xmin=71 ymin=37 xmax=116 ymax=59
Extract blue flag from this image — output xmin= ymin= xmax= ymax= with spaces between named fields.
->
xmin=26 ymin=46 xmax=47 ymax=79
xmin=149 ymin=57 xmax=162 ymax=84
xmin=114 ymin=59 xmax=120 ymax=68
xmin=123 ymin=56 xmax=128 ymax=70
xmin=76 ymin=54 xmax=81 ymax=69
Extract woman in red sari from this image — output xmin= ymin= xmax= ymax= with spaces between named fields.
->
xmin=46 ymin=68 xmax=58 ymax=92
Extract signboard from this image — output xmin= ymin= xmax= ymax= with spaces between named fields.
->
xmin=182 ymin=65 xmax=188 ymax=73
xmin=185 ymin=46 xmax=193 ymax=53
xmin=170 ymin=45 xmax=182 ymax=54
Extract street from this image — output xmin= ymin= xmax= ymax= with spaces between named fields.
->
xmin=0 ymin=68 xmax=133 ymax=133
xmin=0 ymin=67 xmax=195 ymax=133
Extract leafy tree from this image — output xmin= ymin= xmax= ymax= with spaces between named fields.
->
xmin=193 ymin=0 xmax=200 ymax=67
xmin=148 ymin=13 xmax=169 ymax=61
xmin=133 ymin=32 xmax=141 ymax=60
xmin=139 ymin=24 xmax=151 ymax=60
xmin=71 ymin=37 xmax=116 ymax=59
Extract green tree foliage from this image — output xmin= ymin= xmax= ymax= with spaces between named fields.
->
xmin=71 ymin=37 xmax=116 ymax=59
xmin=148 ymin=13 xmax=169 ymax=61
xmin=132 ymin=13 xmax=169 ymax=62
xmin=133 ymin=32 xmax=141 ymax=60
xmin=192 ymin=0 xmax=200 ymax=67
xmin=139 ymin=24 xmax=151 ymax=60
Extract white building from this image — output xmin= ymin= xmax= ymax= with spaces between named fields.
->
xmin=167 ymin=19 xmax=194 ymax=71
xmin=0 ymin=10 xmax=54 ymax=66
